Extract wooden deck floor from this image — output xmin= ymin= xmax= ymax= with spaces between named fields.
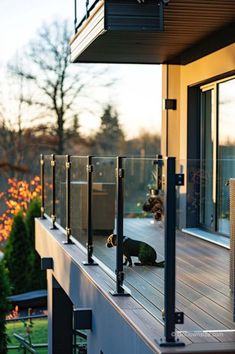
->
xmin=77 ymin=218 xmax=235 ymax=346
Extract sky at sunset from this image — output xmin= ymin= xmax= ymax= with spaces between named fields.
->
xmin=0 ymin=0 xmax=162 ymax=138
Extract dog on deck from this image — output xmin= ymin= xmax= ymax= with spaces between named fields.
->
xmin=142 ymin=195 xmax=164 ymax=221
xmin=106 ymin=234 xmax=165 ymax=267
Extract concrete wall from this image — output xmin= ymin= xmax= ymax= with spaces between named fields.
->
xmin=36 ymin=218 xmax=164 ymax=354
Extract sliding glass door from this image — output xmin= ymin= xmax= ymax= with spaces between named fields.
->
xmin=200 ymin=78 xmax=235 ymax=236
xmin=217 ymin=79 xmax=235 ymax=235
xmin=200 ymin=89 xmax=215 ymax=230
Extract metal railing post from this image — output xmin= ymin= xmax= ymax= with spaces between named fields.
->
xmin=85 ymin=0 xmax=89 ymax=19
xmin=74 ymin=0 xmax=77 ymax=33
xmin=40 ymin=154 xmax=45 ymax=219
xmin=64 ymin=155 xmax=74 ymax=245
xmin=157 ymin=154 xmax=163 ymax=191
xmin=83 ymin=156 xmax=97 ymax=266
xmin=158 ymin=157 xmax=185 ymax=347
xmin=111 ymin=157 xmax=129 ymax=296
xmin=50 ymin=154 xmax=57 ymax=229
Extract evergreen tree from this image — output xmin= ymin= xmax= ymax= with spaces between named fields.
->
xmin=25 ymin=198 xmax=46 ymax=290
xmin=95 ymin=105 xmax=125 ymax=155
xmin=0 ymin=260 xmax=10 ymax=354
xmin=4 ymin=212 xmax=31 ymax=294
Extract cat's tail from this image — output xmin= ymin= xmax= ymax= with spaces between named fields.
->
xmin=134 ymin=260 xmax=165 ymax=267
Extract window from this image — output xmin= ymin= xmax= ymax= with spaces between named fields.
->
xmin=200 ymin=77 xmax=235 ymax=236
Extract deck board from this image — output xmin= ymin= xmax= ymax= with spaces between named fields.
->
xmin=75 ymin=218 xmax=235 ymax=345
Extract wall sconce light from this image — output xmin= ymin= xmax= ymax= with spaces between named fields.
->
xmin=163 ymin=98 xmax=177 ymax=110
xmin=41 ymin=257 xmax=54 ymax=270
xmin=74 ymin=308 xmax=92 ymax=330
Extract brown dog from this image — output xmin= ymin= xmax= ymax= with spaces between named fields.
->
xmin=142 ymin=195 xmax=164 ymax=221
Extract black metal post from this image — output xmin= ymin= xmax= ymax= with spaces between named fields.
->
xmin=40 ymin=154 xmax=45 ymax=219
xmin=157 ymin=154 xmax=163 ymax=191
xmin=74 ymin=0 xmax=77 ymax=33
xmin=83 ymin=156 xmax=97 ymax=266
xmin=85 ymin=0 xmax=89 ymax=19
xmin=64 ymin=155 xmax=74 ymax=245
xmin=111 ymin=157 xmax=129 ymax=296
xmin=50 ymin=154 xmax=57 ymax=229
xmin=158 ymin=157 xmax=184 ymax=347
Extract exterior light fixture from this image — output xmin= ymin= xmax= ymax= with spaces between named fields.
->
xmin=163 ymin=98 xmax=177 ymax=110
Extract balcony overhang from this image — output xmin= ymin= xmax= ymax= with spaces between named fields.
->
xmin=70 ymin=0 xmax=235 ymax=65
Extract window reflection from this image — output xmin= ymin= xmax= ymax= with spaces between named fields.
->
xmin=218 ymin=78 xmax=235 ymax=235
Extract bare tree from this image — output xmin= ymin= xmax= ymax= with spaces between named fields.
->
xmin=9 ymin=20 xmax=111 ymax=154
xmin=0 ymin=73 xmax=35 ymax=178
xmin=0 ymin=108 xmax=30 ymax=178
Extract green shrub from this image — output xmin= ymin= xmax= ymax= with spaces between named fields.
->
xmin=25 ymin=198 xmax=46 ymax=290
xmin=25 ymin=198 xmax=41 ymax=249
xmin=0 ymin=260 xmax=11 ymax=354
xmin=4 ymin=212 xmax=31 ymax=294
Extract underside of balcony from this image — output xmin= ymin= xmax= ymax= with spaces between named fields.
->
xmin=70 ymin=0 xmax=235 ymax=65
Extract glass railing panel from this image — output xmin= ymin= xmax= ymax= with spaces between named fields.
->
xmin=92 ymin=157 xmax=116 ymax=273
xmin=123 ymin=157 xmax=165 ymax=323
xmin=70 ymin=156 xmax=87 ymax=246
xmin=55 ymin=155 xmax=66 ymax=229
xmin=75 ymin=0 xmax=100 ymax=30
xmin=217 ymin=158 xmax=235 ymax=236
xmin=175 ymin=158 xmax=234 ymax=341
xmin=41 ymin=154 xmax=235 ymax=341
xmin=44 ymin=155 xmax=52 ymax=219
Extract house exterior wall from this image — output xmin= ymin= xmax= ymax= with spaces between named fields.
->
xmin=162 ymin=43 xmax=235 ymax=229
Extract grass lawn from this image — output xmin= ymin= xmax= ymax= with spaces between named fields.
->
xmin=7 ymin=319 xmax=87 ymax=353
xmin=7 ymin=318 xmax=48 ymax=353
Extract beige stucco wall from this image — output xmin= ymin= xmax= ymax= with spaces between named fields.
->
xmin=161 ymin=43 xmax=235 ymax=227
xmin=162 ymin=43 xmax=235 ymax=162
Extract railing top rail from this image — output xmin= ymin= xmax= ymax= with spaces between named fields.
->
xmin=43 ymin=154 xmax=162 ymax=160
xmin=6 ymin=314 xmax=47 ymax=323
xmin=13 ymin=333 xmax=39 ymax=354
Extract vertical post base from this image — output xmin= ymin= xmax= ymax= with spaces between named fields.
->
xmin=110 ymin=290 xmax=130 ymax=297
xmin=156 ymin=338 xmax=185 ymax=347
xmin=63 ymin=239 xmax=74 ymax=245
xmin=50 ymin=225 xmax=58 ymax=230
xmin=83 ymin=261 xmax=98 ymax=266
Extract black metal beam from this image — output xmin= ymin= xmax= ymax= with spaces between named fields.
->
xmin=40 ymin=154 xmax=45 ymax=219
xmin=158 ymin=157 xmax=185 ymax=347
xmin=111 ymin=157 xmax=129 ymax=296
xmin=50 ymin=154 xmax=57 ymax=229
xmin=64 ymin=155 xmax=73 ymax=245
xmin=83 ymin=156 xmax=97 ymax=266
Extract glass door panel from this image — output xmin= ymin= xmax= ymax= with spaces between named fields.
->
xmin=200 ymin=89 xmax=215 ymax=230
xmin=217 ymin=78 xmax=235 ymax=235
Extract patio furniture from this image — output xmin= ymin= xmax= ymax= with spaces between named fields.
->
xmin=61 ymin=182 xmax=116 ymax=236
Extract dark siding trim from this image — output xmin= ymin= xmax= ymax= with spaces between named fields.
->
xmin=172 ymin=21 xmax=235 ymax=65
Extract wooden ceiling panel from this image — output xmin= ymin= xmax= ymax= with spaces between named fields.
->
xmin=70 ymin=0 xmax=235 ymax=64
